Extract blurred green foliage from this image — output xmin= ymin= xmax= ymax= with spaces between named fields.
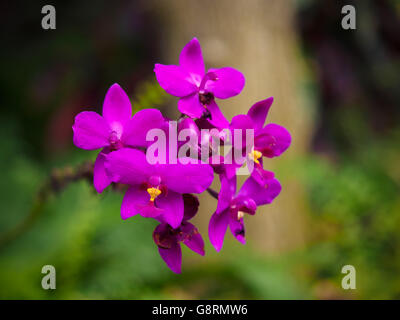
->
xmin=131 ymin=80 xmax=170 ymax=113
xmin=297 ymin=129 xmax=400 ymax=299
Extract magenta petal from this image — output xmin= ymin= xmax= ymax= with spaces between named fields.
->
xmin=121 ymin=185 xmax=150 ymax=220
xmin=72 ymin=111 xmax=110 ymax=150
xmin=208 ymin=210 xmax=230 ymax=252
xmin=247 ymin=98 xmax=274 ymax=130
xmin=230 ymin=114 xmax=254 ymax=132
xmin=158 ymin=161 xmax=214 ymax=194
xmin=93 ymin=148 xmax=112 ymax=193
xmin=178 ymin=117 xmax=201 ymax=147
xmin=224 ymin=161 xmax=239 ymax=180
xmin=178 ymin=93 xmax=204 ymax=118
xmin=178 ymin=118 xmax=201 ymax=136
xmin=153 ymin=223 xmax=176 ymax=249
xmin=177 ymin=118 xmax=201 ymax=152
xmin=238 ymin=176 xmax=282 ymax=206
xmin=182 ymin=194 xmax=200 ymax=221
xmin=229 ymin=217 xmax=246 ymax=245
xmin=207 ymin=100 xmax=229 ymax=128
xmin=102 ymin=83 xmax=132 ymax=127
xmin=179 ymin=37 xmax=205 ymax=79
xmin=105 ymin=148 xmax=151 ymax=185
xmin=156 ymin=191 xmax=184 ymax=229
xmin=205 ymin=67 xmax=245 ymax=99
xmin=158 ymin=243 xmax=182 ymax=274
xmin=136 ymin=203 xmax=164 ymax=218
xmin=230 ymin=114 xmax=255 ymax=150
xmin=256 ymin=124 xmax=291 ymax=157
xmin=233 ymin=196 xmax=257 ymax=215
xmin=221 ymin=150 xmax=240 ymax=180
xmin=216 ymin=175 xmax=236 ymax=214
xmin=121 ymin=108 xmax=165 ymax=147
xmin=154 ymin=64 xmax=197 ymax=97
xmin=182 ymin=222 xmax=205 ymax=256
xmin=251 ymin=163 xmax=275 ymax=186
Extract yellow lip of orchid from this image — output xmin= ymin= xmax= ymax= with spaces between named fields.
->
xmin=237 ymin=211 xmax=245 ymax=220
xmin=147 ymin=187 xmax=162 ymax=202
xmin=249 ymin=149 xmax=262 ymax=164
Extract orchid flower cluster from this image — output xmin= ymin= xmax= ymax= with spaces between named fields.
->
xmin=72 ymin=38 xmax=291 ymax=273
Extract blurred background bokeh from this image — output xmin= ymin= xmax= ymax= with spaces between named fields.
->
xmin=0 ymin=0 xmax=399 ymax=299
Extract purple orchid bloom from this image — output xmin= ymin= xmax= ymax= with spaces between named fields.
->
xmin=72 ymin=83 xmax=165 ymax=193
xmin=228 ymin=97 xmax=291 ymax=184
xmin=104 ymin=148 xmax=214 ymax=228
xmin=209 ymin=174 xmax=281 ymax=251
xmin=154 ymin=38 xmax=245 ymax=128
xmin=246 ymin=98 xmax=291 ymax=158
xmin=153 ymin=194 xmax=204 ymax=273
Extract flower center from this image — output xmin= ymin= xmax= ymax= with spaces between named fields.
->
xmin=237 ymin=211 xmax=245 ymax=220
xmin=109 ymin=131 xmax=122 ymax=150
xmin=199 ymin=92 xmax=214 ymax=106
xmin=147 ymin=187 xmax=162 ymax=202
xmin=248 ymin=149 xmax=262 ymax=164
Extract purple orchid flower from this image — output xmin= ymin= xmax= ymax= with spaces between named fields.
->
xmin=246 ymin=98 xmax=291 ymax=158
xmin=209 ymin=174 xmax=281 ymax=252
xmin=72 ymin=83 xmax=165 ymax=193
xmin=104 ymin=148 xmax=214 ymax=229
xmin=228 ymin=97 xmax=291 ymax=184
xmin=154 ymin=38 xmax=245 ymax=128
xmin=153 ymin=194 xmax=204 ymax=273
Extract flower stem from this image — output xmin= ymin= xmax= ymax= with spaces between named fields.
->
xmin=0 ymin=161 xmax=95 ymax=251
xmin=207 ymin=187 xmax=219 ymax=200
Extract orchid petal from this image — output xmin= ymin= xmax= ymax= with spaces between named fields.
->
xmin=251 ymin=164 xmax=275 ymax=186
xmin=182 ymin=222 xmax=205 ymax=256
xmin=229 ymin=217 xmax=246 ymax=244
xmin=216 ymin=175 xmax=236 ymax=214
xmin=156 ymin=191 xmax=184 ymax=229
xmin=220 ymin=150 xmax=240 ymax=180
xmin=72 ymin=111 xmax=110 ymax=150
xmin=102 ymin=83 xmax=132 ymax=127
xmin=205 ymin=67 xmax=245 ymax=99
xmin=121 ymin=108 xmax=165 ymax=147
xmin=93 ymin=148 xmax=112 ymax=193
xmin=121 ymin=185 xmax=151 ymax=220
xmin=207 ymin=100 xmax=229 ymax=128
xmin=178 ymin=118 xmax=201 ymax=145
xmin=158 ymin=243 xmax=182 ymax=274
xmin=179 ymin=37 xmax=205 ymax=80
xmin=247 ymin=98 xmax=274 ymax=130
xmin=153 ymin=223 xmax=176 ymax=249
xmin=230 ymin=114 xmax=255 ymax=151
xmin=105 ymin=148 xmax=151 ymax=185
xmin=182 ymin=194 xmax=199 ymax=221
xmin=154 ymin=64 xmax=197 ymax=97
xmin=208 ymin=210 xmax=230 ymax=252
xmin=256 ymin=124 xmax=291 ymax=158
xmin=158 ymin=160 xmax=214 ymax=194
xmin=178 ymin=93 xmax=204 ymax=118
xmin=238 ymin=176 xmax=282 ymax=206
xmin=135 ymin=202 xmax=164 ymax=218
xmin=232 ymin=196 xmax=257 ymax=215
